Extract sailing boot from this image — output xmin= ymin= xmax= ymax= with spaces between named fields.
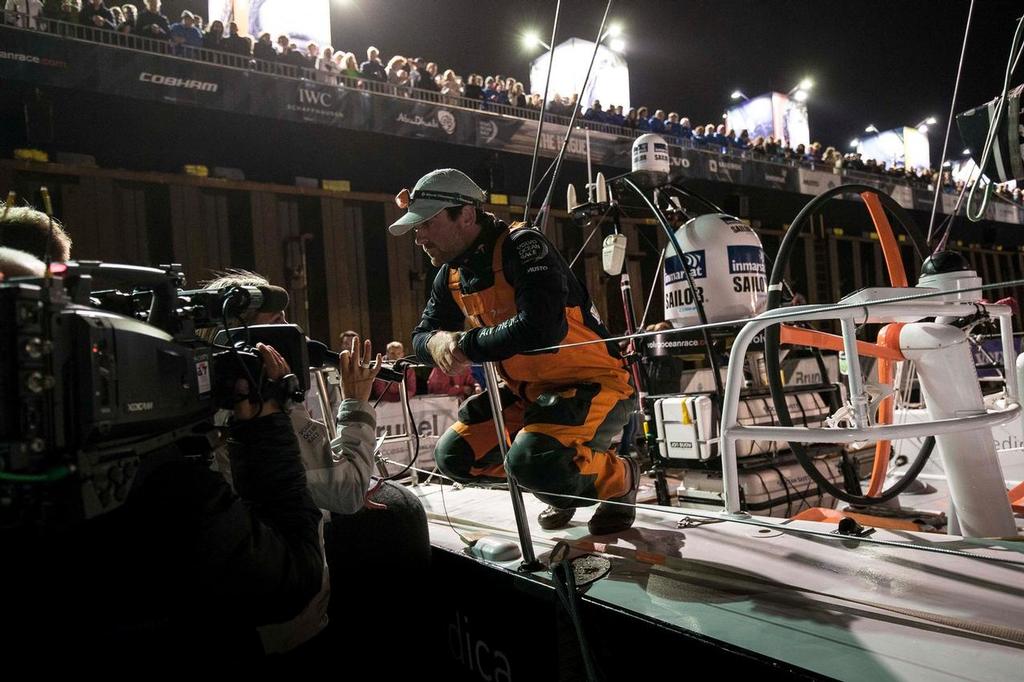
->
xmin=538 ymin=506 xmax=576 ymax=530
xmin=587 ymin=457 xmax=639 ymax=535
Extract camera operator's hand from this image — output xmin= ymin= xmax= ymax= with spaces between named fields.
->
xmin=339 ymin=335 xmax=381 ymax=402
xmin=427 ymin=330 xmax=470 ymax=375
xmin=234 ymin=343 xmax=290 ymax=420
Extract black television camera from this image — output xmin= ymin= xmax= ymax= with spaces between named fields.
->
xmin=0 ymin=261 xmax=308 ymax=528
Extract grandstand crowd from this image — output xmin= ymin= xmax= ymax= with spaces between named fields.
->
xmin=3 ymin=0 xmax=1020 ymax=204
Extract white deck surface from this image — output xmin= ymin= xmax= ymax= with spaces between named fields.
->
xmin=413 ymin=482 xmax=1024 ymax=682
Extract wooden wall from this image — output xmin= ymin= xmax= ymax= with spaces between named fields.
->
xmin=4 ymin=159 xmax=1023 ymax=348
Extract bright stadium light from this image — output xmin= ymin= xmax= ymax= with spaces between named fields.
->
xmin=798 ymin=77 xmax=814 ymax=91
xmin=917 ymin=124 xmax=929 ymax=134
xmin=865 ymin=124 xmax=879 ymax=133
xmin=521 ymin=31 xmax=549 ymax=51
xmin=604 ymin=23 xmax=623 ymax=39
xmin=850 ymin=138 xmax=860 ymax=148
xmin=730 ymin=90 xmax=748 ymax=101
xmin=962 ymin=148 xmax=971 ymax=155
xmin=609 ymin=37 xmax=626 ymax=52
xmin=793 ymin=89 xmax=809 ymax=102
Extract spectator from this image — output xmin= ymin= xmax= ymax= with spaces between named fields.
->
xmin=544 ymin=92 xmax=563 ymax=116
xmin=169 ymin=10 xmax=202 ymax=54
xmin=481 ymin=76 xmax=497 ymax=102
xmin=821 ymin=146 xmax=839 ymax=167
xmin=648 ymin=109 xmax=667 ymax=133
xmin=714 ymin=124 xmax=728 ymax=147
xmin=275 ymin=33 xmax=289 ymax=57
xmin=428 ymin=366 xmax=478 ymax=401
xmin=737 ymin=128 xmax=750 ymax=148
xmin=406 ymin=56 xmax=424 ymax=89
xmin=224 ymin=21 xmax=251 ymax=56
xmin=4 ymin=0 xmax=43 ymax=29
xmin=607 ymin=104 xmax=625 ymax=126
xmin=624 ymin=107 xmax=638 ymax=129
xmin=636 ymin=106 xmax=650 ymax=131
xmin=395 ymin=68 xmax=412 ymax=95
xmin=371 ymin=341 xmax=416 ymax=402
xmin=360 ymin=45 xmax=386 ymax=82
xmin=584 ymin=99 xmax=606 ymax=123
xmin=134 ymin=0 xmax=168 ymax=40
xmin=282 ymin=41 xmax=309 ymax=69
xmin=421 ymin=62 xmax=439 ymax=91
xmin=79 ymin=0 xmax=114 ymax=31
xmin=693 ymin=125 xmax=707 ymax=144
xmin=252 ymin=31 xmax=274 ymax=60
xmin=491 ymin=78 xmax=509 ymax=105
xmin=528 ymin=93 xmax=543 ymax=110
xmin=567 ymin=92 xmax=580 ymax=117
xmin=119 ymin=3 xmax=135 ymax=32
xmin=202 ymin=18 xmax=224 ymax=51
xmin=192 ymin=12 xmax=202 ymax=31
xmin=509 ymin=81 xmax=526 ymax=108
xmin=306 ymin=42 xmax=320 ymax=67
xmin=680 ymin=116 xmax=693 ymax=139
xmin=318 ymin=46 xmax=339 ymax=84
xmin=58 ymin=0 xmax=81 ymax=24
xmin=440 ymin=68 xmax=460 ymax=103
xmin=384 ymin=54 xmax=404 ymax=81
xmin=339 ymin=329 xmax=359 ymax=350
xmin=666 ymin=112 xmax=681 ymax=137
xmin=463 ymin=73 xmax=483 ymax=102
xmin=341 ymin=52 xmax=361 ymax=80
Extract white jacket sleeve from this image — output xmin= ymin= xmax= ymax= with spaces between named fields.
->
xmin=294 ymin=398 xmax=376 ymax=515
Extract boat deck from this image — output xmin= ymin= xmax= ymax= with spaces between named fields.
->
xmin=413 ymin=482 xmax=1024 ymax=681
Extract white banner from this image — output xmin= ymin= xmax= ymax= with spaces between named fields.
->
xmin=375 ymin=394 xmax=461 ymax=470
xmin=797 ymin=168 xmax=840 ymax=195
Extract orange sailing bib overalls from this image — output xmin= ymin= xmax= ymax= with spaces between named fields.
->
xmin=433 ymin=225 xmax=634 ymax=506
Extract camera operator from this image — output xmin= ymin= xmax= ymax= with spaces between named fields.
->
xmin=0 ymin=205 xmax=73 ymax=262
xmin=200 ymin=271 xmax=430 ymax=660
xmin=3 ymin=341 xmax=324 ymax=661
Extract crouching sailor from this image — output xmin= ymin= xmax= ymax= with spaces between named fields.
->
xmin=389 ymin=168 xmax=638 ymax=534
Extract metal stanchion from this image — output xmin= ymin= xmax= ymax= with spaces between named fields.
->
xmin=481 ymin=361 xmax=541 ymax=569
xmin=312 ymin=369 xmax=337 ymax=440
xmin=397 ymin=374 xmax=418 ymax=486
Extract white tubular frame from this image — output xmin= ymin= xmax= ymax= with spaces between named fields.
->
xmin=719 ymin=301 xmax=1019 ymax=514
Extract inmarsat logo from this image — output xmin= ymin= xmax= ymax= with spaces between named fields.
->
xmin=299 ymin=87 xmax=332 ymax=107
xmin=666 ymin=249 xmax=707 ymax=279
xmin=437 ymin=110 xmax=456 ymax=135
xmin=139 ymin=72 xmax=218 ymax=92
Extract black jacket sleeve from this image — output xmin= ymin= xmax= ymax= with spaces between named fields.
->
xmin=459 ymin=229 xmax=568 ymax=362
xmin=205 ymin=411 xmax=324 ymax=624
xmin=412 ymin=266 xmax=466 ymax=365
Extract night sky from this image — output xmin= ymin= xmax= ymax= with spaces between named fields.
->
xmin=321 ymin=0 xmax=1021 ymax=161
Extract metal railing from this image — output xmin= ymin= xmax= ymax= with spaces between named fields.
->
xmin=718 ymin=300 xmax=1019 ymax=515
xmin=1 ymin=13 xmax=1016 ymax=208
